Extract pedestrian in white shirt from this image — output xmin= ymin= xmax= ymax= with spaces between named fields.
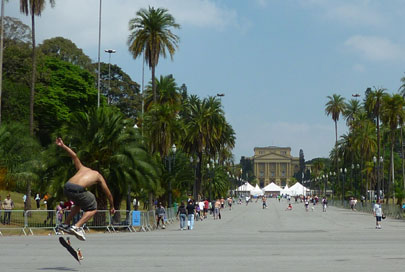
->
xmin=373 ymin=199 xmax=384 ymax=229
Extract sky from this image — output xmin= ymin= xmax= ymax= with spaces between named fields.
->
xmin=4 ymin=0 xmax=405 ymax=162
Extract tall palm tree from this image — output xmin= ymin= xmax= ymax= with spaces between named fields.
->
xmin=381 ymin=94 xmax=404 ymax=201
xmin=325 ymin=94 xmax=346 ymax=202
xmin=127 ymin=7 xmax=180 ymax=103
xmin=182 ymin=95 xmax=228 ymax=199
xmin=143 ymin=74 xmax=182 ymax=111
xmin=365 ymin=88 xmax=387 ymax=200
xmin=19 ymin=0 xmax=55 ymax=135
xmin=344 ymin=99 xmax=362 ymax=130
xmin=353 ymin=116 xmax=377 ymax=199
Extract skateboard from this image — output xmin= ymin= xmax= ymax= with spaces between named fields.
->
xmin=59 ymin=237 xmax=83 ymax=264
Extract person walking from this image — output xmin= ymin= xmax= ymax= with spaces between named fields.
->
xmin=322 ymin=197 xmax=328 ymax=212
xmin=2 ymin=194 xmax=14 ymax=224
xmin=373 ymin=199 xmax=384 ymax=229
xmin=186 ymin=200 xmax=195 ymax=230
xmin=55 ymin=138 xmax=115 ymax=241
xmin=262 ymin=196 xmax=267 ymax=209
xmin=156 ymin=202 xmax=166 ymax=229
xmin=35 ymin=193 xmax=41 ymax=209
xmin=176 ymin=202 xmax=187 ymax=230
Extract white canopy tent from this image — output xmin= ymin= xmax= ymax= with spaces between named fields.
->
xmin=289 ymin=182 xmax=309 ymax=196
xmin=250 ymin=184 xmax=264 ymax=196
xmin=281 ymin=184 xmax=291 ymax=195
xmin=262 ymin=182 xmax=282 ymax=193
xmin=236 ymin=182 xmax=255 ymax=192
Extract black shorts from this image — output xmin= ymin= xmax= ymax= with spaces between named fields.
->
xmin=64 ymin=182 xmax=97 ymax=212
xmin=376 ymin=216 xmax=382 ymax=222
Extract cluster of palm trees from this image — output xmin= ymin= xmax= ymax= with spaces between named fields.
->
xmin=0 ymin=4 xmax=237 ymax=211
xmin=325 ymin=83 xmax=405 ymax=204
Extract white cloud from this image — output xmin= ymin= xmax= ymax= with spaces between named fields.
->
xmin=344 ymin=35 xmax=405 ymax=62
xmin=5 ymin=0 xmax=239 ymax=50
xmin=300 ymin=0 xmax=387 ymax=28
xmin=256 ymin=0 xmax=268 ymax=8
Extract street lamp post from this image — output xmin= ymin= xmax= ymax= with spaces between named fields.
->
xmin=380 ymin=156 xmax=384 ymax=200
xmin=104 ymin=49 xmax=116 ymax=104
xmin=340 ymin=168 xmax=347 ymax=204
xmin=324 ymin=174 xmax=328 ymax=196
xmin=166 ymin=144 xmax=176 ymax=207
xmin=190 ymin=156 xmax=200 ymax=201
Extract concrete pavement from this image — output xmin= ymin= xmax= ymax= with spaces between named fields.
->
xmin=1 ymin=198 xmax=405 ymax=271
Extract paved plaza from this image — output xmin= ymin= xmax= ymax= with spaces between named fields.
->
xmin=1 ymin=199 xmax=405 ymax=271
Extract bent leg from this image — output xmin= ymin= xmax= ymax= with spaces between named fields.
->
xmin=64 ymin=206 xmax=81 ymax=225
xmin=74 ymin=209 xmax=97 ymax=228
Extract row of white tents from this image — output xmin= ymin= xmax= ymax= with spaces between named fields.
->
xmin=236 ymin=182 xmax=309 ymax=196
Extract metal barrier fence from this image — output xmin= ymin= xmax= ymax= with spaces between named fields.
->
xmin=329 ymin=200 xmax=405 ymax=219
xmin=0 ymin=210 xmax=26 ymax=236
xmin=0 ymin=207 xmax=178 ymax=236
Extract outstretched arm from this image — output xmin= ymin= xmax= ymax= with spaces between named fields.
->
xmin=55 ymin=138 xmax=83 ymax=171
xmin=99 ymin=175 xmax=115 ymax=215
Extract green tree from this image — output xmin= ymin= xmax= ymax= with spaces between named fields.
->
xmin=127 ymin=6 xmax=180 ymax=102
xmin=0 ymin=122 xmax=42 ymax=210
xmin=35 ymin=56 xmax=98 ymax=145
xmin=46 ymin=107 xmax=158 ymax=215
xmin=381 ymin=94 xmax=404 ymax=201
xmin=97 ymin=62 xmax=141 ymax=118
xmin=182 ymin=95 xmax=231 ymax=199
xmin=325 ymin=94 xmax=346 ymax=201
xmin=39 ymin=37 xmax=92 ymax=71
xmin=19 ymin=0 xmax=55 ymax=135
xmin=365 ymin=87 xmax=387 ymax=200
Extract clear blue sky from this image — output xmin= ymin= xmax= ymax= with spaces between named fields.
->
xmin=5 ymin=0 xmax=405 ymax=161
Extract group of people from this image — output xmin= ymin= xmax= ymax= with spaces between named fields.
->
xmin=154 ymin=197 xmax=235 ymax=231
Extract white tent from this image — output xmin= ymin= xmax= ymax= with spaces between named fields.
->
xmin=262 ymin=182 xmax=282 ymax=192
xmin=250 ymin=184 xmax=264 ymax=196
xmin=281 ymin=184 xmax=291 ymax=195
xmin=289 ymin=182 xmax=309 ymax=196
xmin=236 ymin=182 xmax=255 ymax=192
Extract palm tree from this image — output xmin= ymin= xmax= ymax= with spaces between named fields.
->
xmin=353 ymin=116 xmax=377 ymax=199
xmin=182 ymin=95 xmax=231 ymax=199
xmin=365 ymin=88 xmax=387 ymax=200
xmin=381 ymin=94 xmax=404 ymax=201
xmin=127 ymin=7 xmax=180 ymax=103
xmin=344 ymin=99 xmax=362 ymax=130
xmin=46 ymin=107 xmax=158 ymax=215
xmin=19 ymin=0 xmax=55 ymax=135
xmin=399 ymin=73 xmax=405 ymax=96
xmin=325 ymin=94 xmax=346 ymax=202
xmin=143 ymin=74 xmax=182 ymax=111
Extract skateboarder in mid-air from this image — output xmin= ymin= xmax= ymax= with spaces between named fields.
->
xmin=56 ymin=138 xmax=115 ymax=241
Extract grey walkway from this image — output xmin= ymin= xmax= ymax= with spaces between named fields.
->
xmin=1 ymin=199 xmax=405 ymax=272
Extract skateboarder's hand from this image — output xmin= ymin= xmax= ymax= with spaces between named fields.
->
xmin=55 ymin=137 xmax=65 ymax=147
xmin=110 ymin=207 xmax=115 ymax=214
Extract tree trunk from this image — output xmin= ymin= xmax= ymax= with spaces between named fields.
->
xmin=376 ymin=102 xmax=381 ymax=200
xmin=148 ymin=192 xmax=153 ymax=211
xmin=0 ymin=0 xmax=4 ymax=126
xmin=151 ymin=64 xmax=156 ymax=103
xmin=94 ymin=185 xmax=107 ymax=226
xmin=29 ymin=13 xmax=36 ymax=136
xmin=196 ymin=151 xmax=203 ymax=200
xmin=25 ymin=180 xmax=32 ymax=212
xmin=391 ymin=138 xmax=395 ymax=203
xmin=402 ymin=124 xmax=405 ymax=190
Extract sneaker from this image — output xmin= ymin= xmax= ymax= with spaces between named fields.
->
xmin=69 ymin=226 xmax=86 ymax=241
xmin=57 ymin=224 xmax=72 ymax=234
